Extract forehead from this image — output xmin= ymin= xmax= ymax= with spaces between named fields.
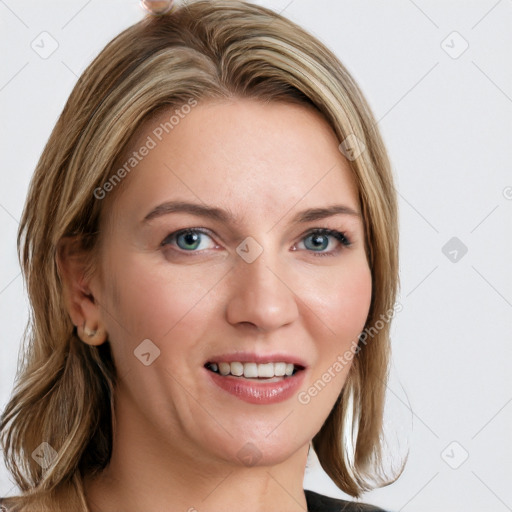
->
xmin=107 ymin=98 xmax=360 ymax=225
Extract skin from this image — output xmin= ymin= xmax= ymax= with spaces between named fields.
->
xmin=60 ymin=99 xmax=372 ymax=512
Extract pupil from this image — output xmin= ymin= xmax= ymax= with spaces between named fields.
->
xmin=179 ymin=231 xmax=200 ymax=250
xmin=307 ymin=234 xmax=328 ymax=251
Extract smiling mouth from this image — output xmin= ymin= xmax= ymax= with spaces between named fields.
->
xmin=204 ymin=361 xmax=304 ymax=379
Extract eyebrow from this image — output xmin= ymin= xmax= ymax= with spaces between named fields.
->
xmin=142 ymin=200 xmax=360 ymax=225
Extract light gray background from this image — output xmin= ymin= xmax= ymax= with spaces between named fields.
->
xmin=1 ymin=1 xmax=511 ymax=511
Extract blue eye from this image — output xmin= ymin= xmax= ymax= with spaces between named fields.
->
xmin=162 ymin=229 xmax=216 ymax=251
xmin=299 ymin=229 xmax=351 ymax=255
xmin=161 ymin=227 xmax=351 ymax=256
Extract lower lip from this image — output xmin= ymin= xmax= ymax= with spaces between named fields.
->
xmin=205 ymin=368 xmax=307 ymax=405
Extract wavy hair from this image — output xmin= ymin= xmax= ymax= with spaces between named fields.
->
xmin=0 ymin=1 xmax=400 ymax=510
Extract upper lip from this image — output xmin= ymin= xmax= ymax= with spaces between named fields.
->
xmin=205 ymin=351 xmax=308 ymax=368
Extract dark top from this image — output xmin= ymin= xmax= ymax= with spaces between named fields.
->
xmin=305 ymin=489 xmax=390 ymax=512
xmin=0 ymin=490 xmax=389 ymax=511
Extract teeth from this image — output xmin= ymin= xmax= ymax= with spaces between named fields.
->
xmin=218 ymin=362 xmax=230 ymax=376
xmin=257 ymin=363 xmax=274 ymax=378
xmin=274 ymin=362 xmax=286 ymax=376
xmin=230 ymin=362 xmax=244 ymax=376
xmin=208 ymin=361 xmax=299 ymax=378
xmin=243 ymin=362 xmax=258 ymax=378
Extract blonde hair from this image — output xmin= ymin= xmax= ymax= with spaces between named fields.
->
xmin=0 ymin=1 xmax=400 ymax=510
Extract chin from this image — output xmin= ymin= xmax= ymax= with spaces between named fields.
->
xmin=201 ymin=427 xmax=308 ymax=469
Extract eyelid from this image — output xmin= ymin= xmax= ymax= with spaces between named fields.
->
xmin=301 ymin=227 xmax=351 ymax=244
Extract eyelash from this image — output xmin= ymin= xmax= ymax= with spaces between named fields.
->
xmin=161 ymin=227 xmax=351 ymax=257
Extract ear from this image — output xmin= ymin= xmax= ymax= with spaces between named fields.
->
xmin=56 ymin=236 xmax=107 ymax=346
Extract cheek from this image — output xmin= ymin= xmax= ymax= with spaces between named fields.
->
xmin=299 ymin=262 xmax=371 ymax=420
xmin=308 ymin=260 xmax=372 ymax=341
xmin=99 ymin=250 xmax=226 ymax=357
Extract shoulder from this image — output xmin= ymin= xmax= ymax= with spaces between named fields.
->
xmin=304 ymin=489 xmax=390 ymax=512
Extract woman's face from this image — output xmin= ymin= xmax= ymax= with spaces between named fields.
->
xmin=93 ymin=98 xmax=372 ymax=469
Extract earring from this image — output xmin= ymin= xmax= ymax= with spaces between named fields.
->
xmin=83 ymin=321 xmax=98 ymax=338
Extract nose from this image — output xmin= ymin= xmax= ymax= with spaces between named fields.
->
xmin=225 ymin=248 xmax=299 ymax=333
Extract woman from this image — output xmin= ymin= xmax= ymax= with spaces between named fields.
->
xmin=0 ymin=1 xmax=402 ymax=510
